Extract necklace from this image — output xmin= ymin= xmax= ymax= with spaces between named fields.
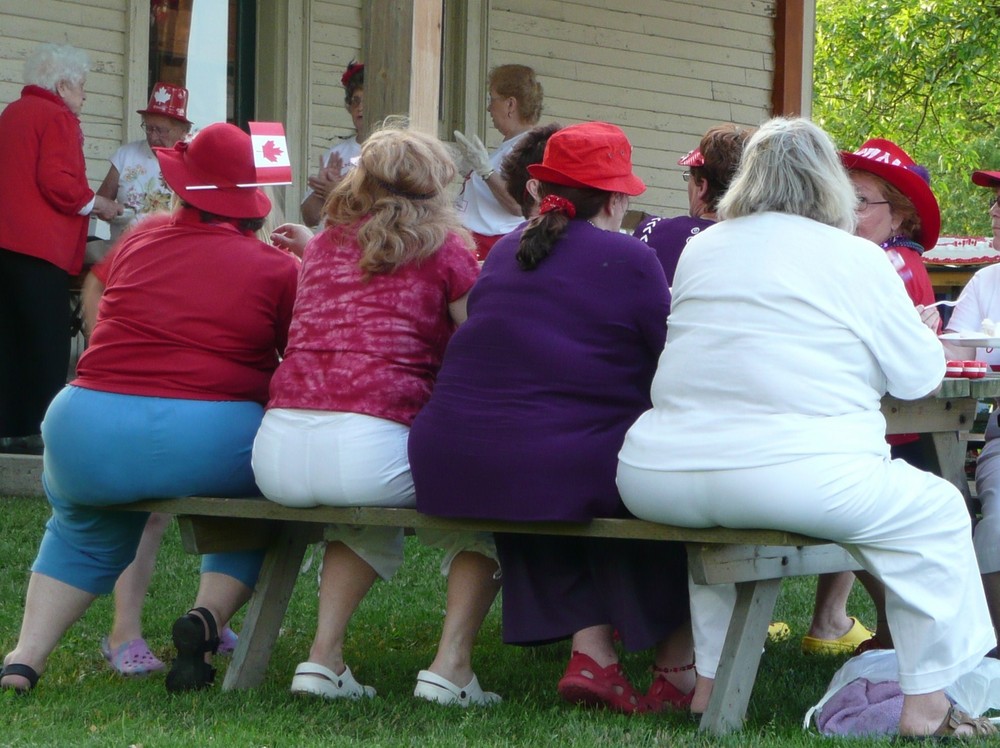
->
xmin=880 ymin=235 xmax=925 ymax=255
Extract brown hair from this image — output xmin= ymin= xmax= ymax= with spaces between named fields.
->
xmin=488 ymin=64 xmax=543 ymax=124
xmin=690 ymin=124 xmax=755 ymax=211
xmin=501 ymin=123 xmax=562 ymax=217
xmin=873 ymin=174 xmax=921 ymax=240
xmin=516 ymin=184 xmax=609 ymax=271
xmin=325 ymin=121 xmax=473 ymax=276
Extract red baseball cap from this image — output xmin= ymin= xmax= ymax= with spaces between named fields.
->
xmin=155 ymin=123 xmax=271 ymax=219
xmin=527 ymin=122 xmax=645 ymax=196
xmin=840 ymin=138 xmax=940 ymax=251
xmin=972 ymin=170 xmax=1000 ymax=188
xmin=137 ymin=82 xmax=192 ymax=125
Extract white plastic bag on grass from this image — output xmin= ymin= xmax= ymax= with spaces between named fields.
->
xmin=804 ymin=650 xmax=1000 ymax=735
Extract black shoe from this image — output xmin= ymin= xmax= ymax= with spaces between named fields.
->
xmin=166 ymin=607 xmax=219 ymax=693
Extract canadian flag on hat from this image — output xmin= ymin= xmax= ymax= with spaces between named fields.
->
xmin=248 ymin=122 xmax=292 ymax=185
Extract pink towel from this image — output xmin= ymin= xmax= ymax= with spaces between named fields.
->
xmin=816 ymin=678 xmax=904 ymax=736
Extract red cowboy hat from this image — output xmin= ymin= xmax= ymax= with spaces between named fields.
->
xmin=155 ymin=123 xmax=271 ymax=219
xmin=972 ymin=170 xmax=1000 ymax=188
xmin=840 ymin=138 xmax=940 ymax=251
xmin=528 ymin=122 xmax=645 ymax=196
xmin=137 ymin=82 xmax=192 ymax=125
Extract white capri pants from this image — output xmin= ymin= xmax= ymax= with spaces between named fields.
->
xmin=975 ymin=409 xmax=1000 ymax=574
xmin=618 ymin=453 xmax=994 ymax=695
xmin=252 ymin=408 xmax=496 ymax=580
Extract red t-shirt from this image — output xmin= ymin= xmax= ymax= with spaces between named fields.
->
xmin=886 ymin=242 xmax=937 ymax=447
xmin=74 ymin=208 xmax=299 ymax=404
xmin=267 ymin=223 xmax=479 ymax=425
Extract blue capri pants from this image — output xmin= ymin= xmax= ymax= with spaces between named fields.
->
xmin=34 ymin=385 xmax=265 ymax=595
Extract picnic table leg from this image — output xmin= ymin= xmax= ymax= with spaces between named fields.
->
xmin=929 ymin=430 xmax=974 ymax=506
xmin=698 ymin=577 xmax=781 ymax=735
xmin=222 ymin=521 xmax=312 ymax=690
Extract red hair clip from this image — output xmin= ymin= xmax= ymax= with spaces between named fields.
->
xmin=539 ymin=194 xmax=576 ymax=218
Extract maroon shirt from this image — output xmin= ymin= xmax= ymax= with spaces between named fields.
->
xmin=267 ymin=223 xmax=479 ymax=426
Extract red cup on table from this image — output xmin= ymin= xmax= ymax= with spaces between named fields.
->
xmin=964 ymin=360 xmax=987 ymax=379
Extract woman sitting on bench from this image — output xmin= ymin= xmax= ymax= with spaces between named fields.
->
xmin=252 ymin=122 xmax=501 ymax=707
xmin=617 ymin=117 xmax=997 ymax=739
xmin=0 ymin=123 xmax=299 ymax=694
xmin=409 ymin=122 xmax=694 ymax=714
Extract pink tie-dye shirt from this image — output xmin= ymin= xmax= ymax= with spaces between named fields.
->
xmin=267 ymin=223 xmax=479 ymax=425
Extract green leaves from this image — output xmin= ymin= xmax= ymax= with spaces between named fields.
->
xmin=814 ymin=0 xmax=1000 ymax=235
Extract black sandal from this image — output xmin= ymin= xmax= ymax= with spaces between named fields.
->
xmin=0 ymin=663 xmax=40 ymax=694
xmin=165 ymin=607 xmax=220 ymax=693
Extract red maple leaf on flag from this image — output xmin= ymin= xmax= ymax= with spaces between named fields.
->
xmin=262 ymin=140 xmax=284 ymax=163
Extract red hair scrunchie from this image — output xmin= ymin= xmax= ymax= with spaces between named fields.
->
xmin=538 ymin=194 xmax=577 ymax=218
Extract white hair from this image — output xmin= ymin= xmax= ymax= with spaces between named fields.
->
xmin=719 ymin=116 xmax=857 ymax=233
xmin=24 ymin=43 xmax=89 ymax=92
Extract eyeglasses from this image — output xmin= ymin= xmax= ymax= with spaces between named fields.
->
xmin=990 ymin=196 xmax=999 ymax=209
xmin=141 ymin=123 xmax=176 ymax=136
xmin=681 ymin=171 xmax=691 ymax=182
xmin=856 ymin=196 xmax=890 ymax=211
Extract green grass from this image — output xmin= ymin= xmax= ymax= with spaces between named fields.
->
xmin=0 ymin=496 xmax=890 ymax=747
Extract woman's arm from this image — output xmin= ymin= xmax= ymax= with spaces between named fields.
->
xmin=448 ymin=293 xmax=470 ymax=325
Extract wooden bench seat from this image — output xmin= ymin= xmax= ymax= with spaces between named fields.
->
xmin=111 ymin=495 xmax=858 ymax=735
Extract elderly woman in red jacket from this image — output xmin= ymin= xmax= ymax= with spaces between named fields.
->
xmin=0 ymin=43 xmax=122 ymax=454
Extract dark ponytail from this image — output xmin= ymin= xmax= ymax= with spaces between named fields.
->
xmin=515 ymin=186 xmax=611 ymax=270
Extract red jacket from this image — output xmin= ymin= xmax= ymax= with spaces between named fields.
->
xmin=0 ymin=85 xmax=93 ymax=274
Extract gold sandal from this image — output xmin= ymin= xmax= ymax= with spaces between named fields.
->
xmin=932 ymin=705 xmax=997 ymax=738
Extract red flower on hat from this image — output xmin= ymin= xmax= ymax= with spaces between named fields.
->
xmin=341 ymin=62 xmax=364 ymax=88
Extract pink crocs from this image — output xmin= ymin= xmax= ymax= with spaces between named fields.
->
xmin=217 ymin=626 xmax=239 ymax=656
xmin=100 ymin=637 xmax=165 ymax=676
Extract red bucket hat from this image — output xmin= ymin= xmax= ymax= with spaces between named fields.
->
xmin=137 ymin=82 xmax=192 ymax=125
xmin=155 ymin=123 xmax=271 ymax=219
xmin=528 ymin=122 xmax=645 ymax=196
xmin=972 ymin=170 xmax=1000 ymax=188
xmin=840 ymin=138 xmax=940 ymax=251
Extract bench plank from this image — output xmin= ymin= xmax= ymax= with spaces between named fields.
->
xmin=119 ymin=496 xmax=831 ymax=547
xmin=687 ymin=543 xmax=861 ymax=585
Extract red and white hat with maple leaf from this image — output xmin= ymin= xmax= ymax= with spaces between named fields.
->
xmin=155 ymin=123 xmax=271 ymax=219
xmin=137 ymin=82 xmax=192 ymax=124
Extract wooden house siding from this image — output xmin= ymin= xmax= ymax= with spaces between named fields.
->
xmin=489 ymin=0 xmax=776 ymax=217
xmin=0 ymin=1 xmax=128 ymax=195
xmin=0 ymin=0 xmax=793 ymax=223
xmin=303 ymin=0 xmax=363 ymax=190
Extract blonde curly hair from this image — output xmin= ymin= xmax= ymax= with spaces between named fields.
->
xmin=324 ymin=120 xmax=473 ymax=276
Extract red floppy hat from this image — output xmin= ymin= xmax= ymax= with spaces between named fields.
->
xmin=840 ymin=138 xmax=940 ymax=251
xmin=137 ymin=82 xmax=192 ymax=125
xmin=528 ymin=122 xmax=645 ymax=196
xmin=972 ymin=170 xmax=1000 ymax=188
xmin=155 ymin=123 xmax=271 ymax=219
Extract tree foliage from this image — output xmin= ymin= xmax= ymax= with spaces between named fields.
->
xmin=812 ymin=0 xmax=1000 ymax=236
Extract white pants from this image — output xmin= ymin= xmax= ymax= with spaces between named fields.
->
xmin=252 ymin=408 xmax=495 ymax=579
xmin=975 ymin=410 xmax=1000 ymax=574
xmin=618 ymin=453 xmax=994 ymax=695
